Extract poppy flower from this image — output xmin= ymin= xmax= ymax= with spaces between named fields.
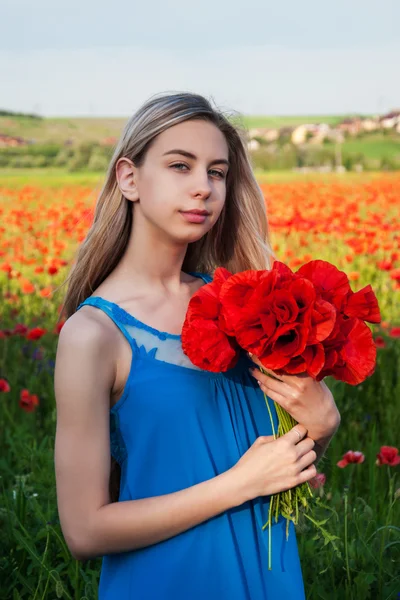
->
xmin=13 ymin=323 xmax=29 ymax=336
xmin=220 ymin=264 xmax=328 ymax=374
xmin=218 ymin=268 xmax=272 ymax=335
xmin=182 ymin=267 xmax=240 ymax=371
xmin=376 ymin=446 xmax=400 ymax=467
xmin=26 ymin=327 xmax=47 ymax=341
xmin=309 ymin=473 xmax=326 ymax=488
xmin=374 ymin=336 xmax=385 ymax=348
xmin=337 ymin=450 xmax=365 ymax=468
xmin=0 ymin=378 xmax=11 ymax=392
xmin=296 ymin=259 xmax=352 ymax=312
xmin=19 ymin=389 xmax=40 ymax=413
xmin=343 ymin=284 xmax=381 ymax=323
xmin=275 ymin=342 xmax=326 ymax=378
xmin=317 ymin=316 xmax=377 ymax=384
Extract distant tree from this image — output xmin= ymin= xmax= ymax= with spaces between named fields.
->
xmin=0 ymin=109 xmax=42 ymax=119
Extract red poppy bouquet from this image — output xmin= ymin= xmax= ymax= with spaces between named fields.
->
xmin=182 ymin=259 xmax=381 ymax=564
xmin=182 ymin=259 xmax=380 ymax=381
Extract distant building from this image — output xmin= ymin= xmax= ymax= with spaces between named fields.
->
xmin=0 ymin=133 xmax=28 ymax=147
xmin=379 ymin=110 xmax=400 ymax=129
xmin=337 ymin=118 xmax=363 ymax=135
xmin=291 ymin=124 xmax=315 ymax=145
xmin=248 ymin=128 xmax=279 ymax=142
xmin=101 ymin=136 xmax=118 ymax=146
xmin=247 ymin=139 xmax=260 ymax=151
xmin=291 ymin=123 xmax=331 ymax=145
xmin=279 ymin=126 xmax=295 ymax=139
xmin=262 ymin=129 xmax=280 ymax=142
xmin=361 ymin=118 xmax=379 ymax=131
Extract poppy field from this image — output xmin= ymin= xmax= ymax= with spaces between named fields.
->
xmin=0 ymin=172 xmax=399 ymax=599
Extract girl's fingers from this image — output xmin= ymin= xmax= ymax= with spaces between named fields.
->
xmin=257 ymin=374 xmax=282 ymax=395
xmin=249 ymin=369 xmax=287 ymax=396
xmin=247 ymin=352 xmax=262 ymax=368
xmin=256 ymin=380 xmax=288 ymax=410
xmin=259 ymin=366 xmax=284 ymax=382
xmin=250 ymin=367 xmax=295 ymax=418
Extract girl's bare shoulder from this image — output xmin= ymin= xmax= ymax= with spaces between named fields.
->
xmin=60 ymin=301 xmax=120 ymax=348
xmin=55 ymin=305 xmax=120 ymax=395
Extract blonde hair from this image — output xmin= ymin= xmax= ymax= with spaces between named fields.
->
xmin=57 ymin=91 xmax=276 ymax=322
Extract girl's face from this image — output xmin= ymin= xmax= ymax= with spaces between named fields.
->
xmin=118 ymin=119 xmax=230 ymax=244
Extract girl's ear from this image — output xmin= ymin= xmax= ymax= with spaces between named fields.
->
xmin=115 ymin=157 xmax=139 ymax=202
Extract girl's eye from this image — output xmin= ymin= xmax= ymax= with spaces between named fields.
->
xmin=171 ymin=163 xmax=225 ymax=179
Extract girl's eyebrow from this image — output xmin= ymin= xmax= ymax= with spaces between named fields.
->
xmin=162 ymin=149 xmax=230 ymax=168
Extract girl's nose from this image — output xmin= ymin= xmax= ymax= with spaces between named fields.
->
xmin=192 ymin=174 xmax=212 ymax=196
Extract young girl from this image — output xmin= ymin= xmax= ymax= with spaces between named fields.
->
xmin=54 ymin=91 xmax=340 ymax=599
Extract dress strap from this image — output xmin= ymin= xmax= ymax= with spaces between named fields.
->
xmin=76 ymin=297 xmax=139 ymax=352
xmin=188 ymin=271 xmax=213 ymax=284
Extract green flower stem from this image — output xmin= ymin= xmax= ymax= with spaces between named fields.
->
xmin=344 ymin=486 xmax=351 ymax=592
xmin=268 ymin=495 xmax=274 ymax=570
xmin=261 ymin=382 xmax=314 ymax=570
xmin=378 ymin=468 xmax=396 ymax=596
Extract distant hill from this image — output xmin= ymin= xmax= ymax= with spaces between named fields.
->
xmin=0 ymin=112 xmax=372 ymax=145
xmin=1 ymin=110 xmax=398 ymax=172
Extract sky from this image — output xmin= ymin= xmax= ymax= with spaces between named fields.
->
xmin=1 ymin=0 xmax=399 ymax=118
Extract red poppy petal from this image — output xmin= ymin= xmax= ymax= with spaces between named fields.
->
xmin=343 ymin=284 xmax=381 ymax=324
xmin=296 ymin=260 xmax=351 ymax=311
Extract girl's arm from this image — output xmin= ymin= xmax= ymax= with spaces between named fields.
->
xmin=54 ymin=313 xmax=243 ymax=562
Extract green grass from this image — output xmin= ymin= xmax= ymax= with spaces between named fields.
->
xmin=0 ymin=168 xmax=106 ymax=188
xmin=1 ymin=167 xmax=396 ymax=190
xmin=0 ymin=116 xmax=128 ymax=144
xmin=253 ymin=169 xmax=395 ymax=183
xmin=342 ymin=135 xmax=400 ymax=160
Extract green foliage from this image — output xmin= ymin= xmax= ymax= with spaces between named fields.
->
xmin=7 ymin=155 xmax=53 ymax=169
xmin=65 ymin=142 xmax=113 ymax=172
xmin=342 ymin=152 xmax=365 ymax=171
xmin=0 ymin=144 xmax=63 ymax=169
xmin=251 ymin=145 xmax=339 ymax=171
xmin=1 ymin=324 xmax=398 ymax=597
xmin=0 ymin=141 xmax=114 ymax=172
xmin=87 ymin=152 xmax=109 ymax=172
xmin=251 ymin=145 xmax=298 ymax=170
xmin=0 ymin=109 xmax=42 ymax=119
xmin=53 ymin=148 xmax=75 ymax=168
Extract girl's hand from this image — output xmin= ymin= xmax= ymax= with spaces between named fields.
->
xmin=230 ymin=423 xmax=317 ymax=503
xmin=247 ymin=352 xmax=341 ymax=442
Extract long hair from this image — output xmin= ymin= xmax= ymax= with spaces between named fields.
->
xmin=56 ymin=91 xmax=277 ymax=502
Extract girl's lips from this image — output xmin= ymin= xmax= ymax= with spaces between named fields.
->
xmin=179 ymin=211 xmax=208 ymax=223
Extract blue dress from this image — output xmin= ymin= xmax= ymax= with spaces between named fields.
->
xmin=76 ymin=272 xmax=306 ymax=600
